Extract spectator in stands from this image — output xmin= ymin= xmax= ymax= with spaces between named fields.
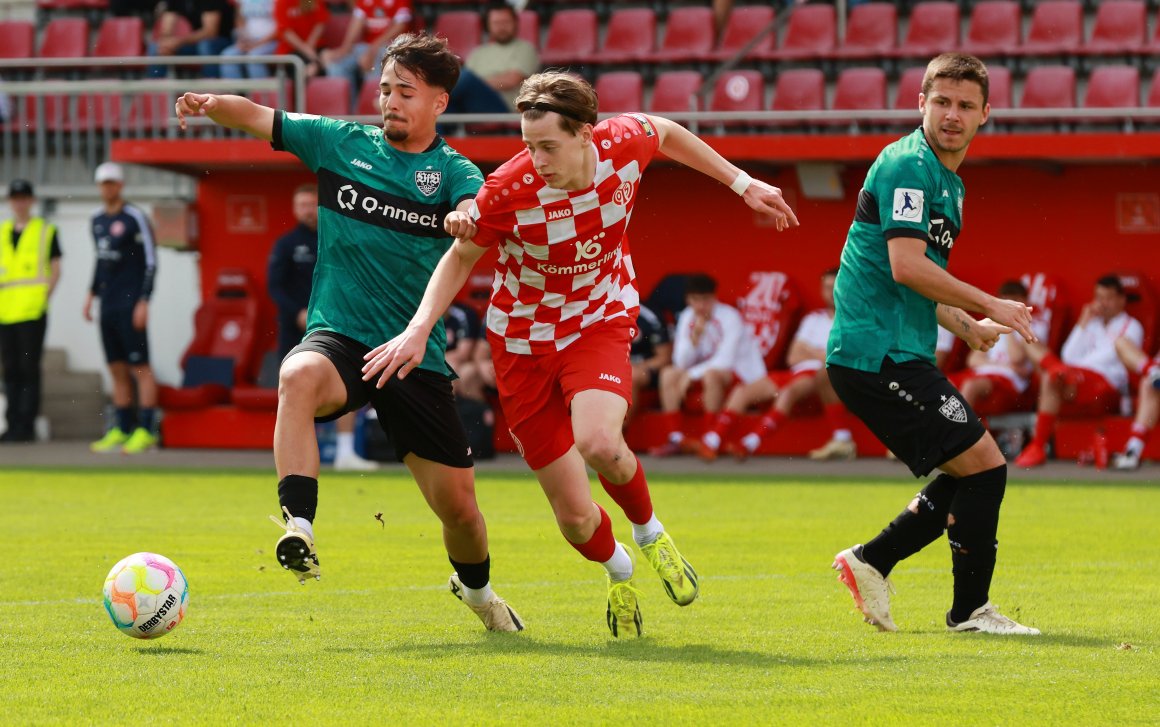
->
xmin=694 ymin=268 xmax=857 ymax=462
xmin=221 ymin=0 xmax=280 ymax=80
xmin=650 ymin=274 xmax=767 ymax=457
xmin=1015 ymin=274 xmax=1144 ymax=468
xmin=443 ymin=300 xmax=483 ymax=401
xmin=626 ymin=303 xmax=672 ymax=427
xmin=1111 ymin=340 xmax=1160 ymax=470
xmin=953 ymin=280 xmax=1037 ymax=414
xmin=111 ymin=0 xmax=156 ymax=19
xmin=148 ymin=0 xmax=235 ymax=78
xmin=267 ymin=183 xmax=377 ymax=471
xmin=320 ymin=0 xmax=412 ymax=97
xmin=274 ymin=0 xmax=330 ymax=78
xmin=85 ymin=163 xmax=161 ymax=455
xmin=0 ymin=179 xmax=61 ymax=443
xmin=465 ymin=4 xmax=540 ymax=112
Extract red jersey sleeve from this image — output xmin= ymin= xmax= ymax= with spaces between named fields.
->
xmin=469 ymin=152 xmax=533 ymax=248
xmin=603 ymin=113 xmax=661 ymax=169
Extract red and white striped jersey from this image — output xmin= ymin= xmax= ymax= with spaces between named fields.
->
xmin=468 ymin=114 xmax=661 ymax=355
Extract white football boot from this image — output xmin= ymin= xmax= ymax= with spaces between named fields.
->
xmin=832 ymin=545 xmax=898 ymax=632
xmin=269 ymin=506 xmax=320 ymax=584
xmin=947 ymin=602 xmax=1040 ymax=635
xmin=449 ymin=574 xmax=524 ymax=632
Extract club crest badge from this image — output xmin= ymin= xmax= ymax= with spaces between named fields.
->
xmin=415 ymin=170 xmax=442 ymax=197
xmin=939 ymin=395 xmax=968 ymax=424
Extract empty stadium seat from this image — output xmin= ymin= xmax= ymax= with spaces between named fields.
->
xmin=124 ymin=93 xmax=172 ymax=134
xmin=708 ymin=5 xmax=775 ymax=62
xmin=1020 ymin=65 xmax=1077 ymax=110
xmin=517 ymin=9 xmax=538 ymax=49
xmin=765 ymin=4 xmax=835 ymax=60
xmin=93 ymin=17 xmax=144 ymax=58
xmin=595 ymin=71 xmax=643 ymax=113
xmin=1149 ymin=68 xmax=1160 ymax=108
xmin=38 ymin=17 xmax=89 ymax=59
xmin=305 ymin=76 xmax=351 ymax=116
xmin=597 ymin=7 xmax=655 ymax=64
xmin=831 ymin=67 xmax=886 ymax=114
xmin=649 ymin=70 xmax=703 ymax=113
xmin=652 ymin=6 xmax=714 ymax=64
xmin=1083 ymin=65 xmax=1140 ymax=110
xmin=1020 ymin=1 xmax=1082 ymax=56
xmin=356 ymin=76 xmax=380 ymax=115
xmin=770 ymin=68 xmax=825 ymax=119
xmin=987 ymin=65 xmax=1013 ymax=109
xmin=433 ymin=10 xmax=481 ymax=59
xmin=894 ymin=2 xmax=958 ymax=59
xmin=894 ymin=67 xmax=925 ymax=110
xmin=1083 ymin=1 xmax=1146 ymax=55
xmin=709 ymin=70 xmax=764 ymax=114
xmin=0 ymin=20 xmax=35 ymax=59
xmin=962 ymin=1 xmax=1021 ymax=57
xmin=540 ymin=9 xmax=597 ymax=66
xmin=833 ymin=3 xmax=896 ymax=59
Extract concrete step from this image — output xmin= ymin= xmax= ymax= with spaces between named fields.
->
xmin=43 ymin=348 xmax=70 ymax=374
xmin=42 ymin=372 xmax=104 ymax=399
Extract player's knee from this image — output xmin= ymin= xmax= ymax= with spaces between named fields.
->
xmin=574 ymin=428 xmax=622 ymax=468
xmin=437 ymin=497 xmax=483 ymax=532
xmin=554 ymin=507 xmax=595 ymax=541
xmin=278 ymin=360 xmax=324 ymax=399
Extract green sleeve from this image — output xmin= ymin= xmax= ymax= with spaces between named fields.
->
xmin=271 ymin=110 xmax=346 ymax=172
xmin=444 ymin=152 xmax=485 ymax=209
xmin=873 ymin=155 xmax=935 ymax=240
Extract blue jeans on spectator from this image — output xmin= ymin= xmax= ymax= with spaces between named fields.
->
xmin=324 ymin=42 xmax=369 ymax=99
xmin=147 ymin=37 xmax=231 ymax=78
xmin=221 ymin=40 xmax=280 ymax=79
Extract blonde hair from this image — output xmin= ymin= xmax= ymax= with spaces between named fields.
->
xmin=515 ymin=71 xmax=599 ymax=135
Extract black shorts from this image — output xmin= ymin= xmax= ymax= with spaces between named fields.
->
xmin=286 ymin=330 xmax=472 ymax=468
xmin=827 ymin=357 xmax=986 ymax=478
xmin=100 ymin=307 xmax=150 ymax=365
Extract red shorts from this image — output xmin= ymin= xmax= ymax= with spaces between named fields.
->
xmin=489 ymin=317 xmax=633 ymax=470
xmin=952 ymin=371 xmax=1022 ymax=415
xmin=1059 ymin=366 xmax=1120 ymax=416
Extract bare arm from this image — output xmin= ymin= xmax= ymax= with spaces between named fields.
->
xmin=175 ymin=93 xmax=274 ymax=140
xmin=785 ymin=338 xmax=823 ymax=368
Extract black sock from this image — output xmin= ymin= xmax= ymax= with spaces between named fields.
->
xmin=947 ymin=464 xmax=1007 ymax=623
xmin=116 ymin=407 xmax=137 ymax=433
xmin=861 ymin=474 xmax=958 ymax=577
xmin=278 ymin=475 xmax=319 ymax=523
xmin=449 ymin=555 xmax=491 ymax=590
xmin=139 ymin=407 xmax=157 ymax=433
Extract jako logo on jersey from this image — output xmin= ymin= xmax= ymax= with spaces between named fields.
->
xmin=613 ymin=181 xmax=634 ymax=206
xmin=574 ymin=231 xmax=606 ymax=262
xmin=892 ymin=188 xmax=923 ymax=221
xmin=350 ymin=158 xmax=373 ymax=170
xmin=599 ymin=373 xmax=622 ymax=384
xmin=548 ymin=208 xmax=572 ymax=221
xmin=415 ymin=170 xmax=442 ymax=196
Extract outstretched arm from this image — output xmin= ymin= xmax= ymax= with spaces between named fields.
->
xmin=175 ymin=93 xmax=275 ymax=140
xmin=648 ymin=115 xmax=799 ymax=231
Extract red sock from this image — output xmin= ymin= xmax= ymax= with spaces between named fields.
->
xmin=711 ymin=410 xmax=738 ymax=439
xmin=568 ymin=504 xmax=616 ymax=563
xmin=1040 ymin=353 xmax=1066 ymax=376
xmin=599 ymin=456 xmax=654 ymax=525
xmin=1033 ymin=412 xmax=1056 ymax=446
xmin=662 ymin=411 xmax=683 ymax=439
xmin=1131 ymin=422 xmax=1149 ymax=438
xmin=823 ymin=403 xmax=847 ymax=433
xmin=757 ymin=409 xmax=787 ymax=438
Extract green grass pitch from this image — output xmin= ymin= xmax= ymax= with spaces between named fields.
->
xmin=4 ymin=468 xmax=1157 ymax=725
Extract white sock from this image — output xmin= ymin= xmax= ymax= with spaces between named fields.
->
xmin=703 ymin=431 xmax=721 ymax=450
xmin=632 ymin=514 xmax=664 ymax=547
xmin=292 ymin=516 xmax=314 ymax=540
xmin=741 ymin=432 xmax=761 ymax=452
xmin=460 ymin=582 xmax=495 ymax=607
xmin=602 ymin=542 xmax=634 ymax=582
xmin=833 ymin=429 xmax=853 ymax=443
xmin=335 ymin=431 xmax=355 ymax=459
xmin=1125 ymin=436 xmax=1145 ymax=458
xmin=668 ymin=431 xmax=684 ymax=444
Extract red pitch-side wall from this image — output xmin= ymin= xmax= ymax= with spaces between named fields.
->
xmin=195 ymin=162 xmax=1159 ymax=342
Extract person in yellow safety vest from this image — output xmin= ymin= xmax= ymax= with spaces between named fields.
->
xmin=0 ymin=179 xmax=62 ymax=443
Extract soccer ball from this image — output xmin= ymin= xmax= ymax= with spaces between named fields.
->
xmin=102 ymin=553 xmax=189 ymax=639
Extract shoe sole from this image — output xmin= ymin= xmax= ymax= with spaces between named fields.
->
xmin=832 ymin=554 xmax=895 ymax=632
xmin=276 ymin=534 xmax=319 ymax=583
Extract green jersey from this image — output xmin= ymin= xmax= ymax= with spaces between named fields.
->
xmin=272 ymin=111 xmax=483 ymax=375
xmin=827 ymin=128 xmax=966 ymax=372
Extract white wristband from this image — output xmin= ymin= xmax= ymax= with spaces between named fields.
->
xmin=730 ymin=171 xmax=752 ymax=196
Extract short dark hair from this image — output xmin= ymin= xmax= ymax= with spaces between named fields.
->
xmin=293 ymin=183 xmax=317 ymax=197
xmin=516 ymin=71 xmax=599 ymax=135
xmin=1096 ymin=274 xmax=1125 ymax=295
xmin=822 ymin=267 xmax=839 ymax=279
xmin=923 ymin=52 xmax=989 ymax=107
xmin=486 ymin=3 xmax=517 ymax=22
xmin=380 ymin=32 xmax=461 ymax=93
xmin=685 ymin=274 xmax=717 ymax=296
xmin=997 ymin=280 xmax=1027 ymax=298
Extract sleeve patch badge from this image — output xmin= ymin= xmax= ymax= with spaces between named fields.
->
xmin=625 ymin=112 xmax=655 ymax=137
xmin=892 ymin=188 xmax=924 ymax=221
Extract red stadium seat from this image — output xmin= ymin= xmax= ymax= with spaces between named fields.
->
xmin=433 ymin=10 xmax=481 ymax=59
xmin=305 ymin=76 xmax=351 ymax=116
xmin=93 ymin=17 xmax=144 ymax=58
xmin=649 ymin=70 xmax=703 ymax=113
xmin=1149 ymin=68 xmax=1160 ymax=108
xmin=894 ymin=2 xmax=958 ymax=59
xmin=1083 ymin=65 xmax=1140 ymax=110
xmin=123 ymin=93 xmax=172 ymax=134
xmin=1083 ymin=1 xmax=1146 ymax=55
xmin=597 ymin=8 xmax=655 ymax=64
xmin=709 ymin=70 xmax=764 ymax=114
xmin=765 ymin=4 xmax=834 ymax=60
xmin=1020 ymin=65 xmax=1076 ymax=110
xmin=962 ymin=1 xmax=1021 ymax=57
xmin=833 ymin=3 xmax=896 ymax=60
xmin=38 ymin=17 xmax=89 ymax=59
xmin=652 ymin=6 xmax=714 ymax=64
xmin=894 ymin=67 xmax=925 ymax=110
xmin=319 ymin=13 xmax=351 ymax=50
xmin=988 ymin=65 xmax=1013 ymax=109
xmin=517 ymin=9 xmax=538 ymax=49
xmin=771 ymin=68 xmax=825 ymax=115
xmin=736 ymin=271 xmax=801 ymax=370
xmin=831 ymin=67 xmax=886 ymax=114
xmin=708 ymin=5 xmax=775 ymax=62
xmin=539 ymin=9 xmax=597 ymax=66
xmin=0 ymin=20 xmax=35 ymax=59
xmin=1020 ymin=1 xmax=1082 ymax=56
xmin=1019 ymin=273 xmax=1070 ymax=351
xmin=595 ymin=71 xmax=643 ymax=114
xmin=356 ymin=76 xmax=380 ymax=115
xmin=152 ymin=14 xmax=193 ymax=43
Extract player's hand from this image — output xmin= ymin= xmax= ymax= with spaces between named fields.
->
xmin=966 ymin=318 xmax=1012 ymax=353
xmin=361 ymin=327 xmax=430 ymax=387
xmin=984 ymin=296 xmax=1036 ymax=344
xmin=444 ymin=211 xmax=477 ymax=240
xmin=742 ymin=179 xmax=800 ymax=232
xmin=82 ymin=293 xmax=93 ymax=323
xmin=132 ymin=300 xmax=149 ymax=331
xmin=175 ymin=92 xmax=218 ymax=131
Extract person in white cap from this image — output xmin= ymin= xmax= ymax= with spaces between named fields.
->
xmin=85 ymin=162 xmax=162 ymax=455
